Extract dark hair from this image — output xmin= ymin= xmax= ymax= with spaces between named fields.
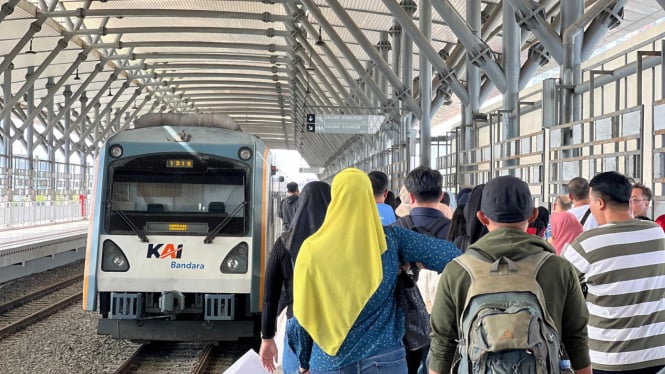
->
xmin=367 ymin=171 xmax=389 ymax=197
xmin=384 ymin=190 xmax=397 ymax=210
xmin=589 ymin=171 xmax=633 ymax=207
xmin=457 ymin=187 xmax=473 ymax=205
xmin=404 ymin=166 xmax=443 ymax=203
xmin=286 ymin=182 xmax=299 ymax=193
xmin=632 ymin=182 xmax=653 ymax=201
xmin=528 ymin=206 xmax=550 ymax=237
xmin=447 ymin=204 xmax=467 ymax=242
xmin=567 ymin=177 xmax=589 ymax=201
xmin=441 ymin=191 xmax=451 ymax=206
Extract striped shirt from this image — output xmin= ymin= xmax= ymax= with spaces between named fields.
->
xmin=562 ymin=219 xmax=665 ymax=371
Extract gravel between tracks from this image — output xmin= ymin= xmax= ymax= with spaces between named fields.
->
xmin=0 ymin=261 xmax=139 ymax=373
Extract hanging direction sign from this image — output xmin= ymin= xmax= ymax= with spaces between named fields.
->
xmin=306 ymin=113 xmax=385 ymax=134
xmin=299 ymin=167 xmax=325 ymax=174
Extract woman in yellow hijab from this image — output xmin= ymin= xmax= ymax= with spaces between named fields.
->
xmin=287 ymin=168 xmax=462 ymax=373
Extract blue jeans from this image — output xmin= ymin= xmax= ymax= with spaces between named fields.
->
xmin=283 ymin=325 xmax=300 ymax=374
xmin=312 ymin=346 xmax=407 ymax=374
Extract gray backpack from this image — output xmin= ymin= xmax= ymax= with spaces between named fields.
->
xmin=454 ymin=250 xmax=562 ymax=374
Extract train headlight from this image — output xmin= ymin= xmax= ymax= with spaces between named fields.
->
xmin=221 ymin=242 xmax=248 ymax=273
xmin=109 ymin=144 xmax=123 ymax=158
xmin=238 ymin=147 xmax=252 ymax=161
xmin=101 ymin=240 xmax=130 ymax=272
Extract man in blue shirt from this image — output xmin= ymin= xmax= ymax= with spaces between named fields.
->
xmin=368 ymin=170 xmax=396 ymax=225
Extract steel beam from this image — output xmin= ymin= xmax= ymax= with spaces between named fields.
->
xmin=0 ymin=35 xmax=74 ymax=124
xmin=519 ymin=43 xmax=550 ymax=90
xmin=431 ymin=0 xmax=506 ymax=93
xmin=49 ymin=8 xmax=293 ymax=23
xmin=562 ymin=0 xmax=613 ymax=123
xmin=505 ymin=0 xmax=563 ymax=64
xmin=54 ymin=72 xmax=118 ymax=149
xmin=1 ymin=63 xmax=11 ymax=157
xmin=304 ymin=0 xmax=414 ymax=115
xmin=98 ymin=89 xmax=142 ymax=141
xmin=419 ymin=0 xmax=432 ymax=167
xmin=79 ymin=81 xmax=130 ymax=144
xmin=0 ymin=0 xmax=21 ymax=25
xmin=378 ymin=31 xmax=391 ymax=99
xmin=581 ymin=0 xmax=625 ymax=60
xmin=382 ymin=0 xmax=468 ymax=106
xmin=0 ymin=12 xmax=48 ymax=78
xmin=284 ymin=40 xmax=346 ymax=108
xmin=400 ymin=0 xmax=416 ymax=168
xmin=20 ymin=51 xmax=89 ymax=133
xmin=25 ymin=67 xmax=35 ymax=178
xmin=465 ymin=0 xmax=481 ymax=152
xmin=40 ymin=62 xmax=106 ymax=138
xmin=390 ymin=22 xmax=402 ymax=116
xmin=503 ymin=0 xmax=520 ymax=141
xmin=284 ymin=2 xmax=374 ymax=108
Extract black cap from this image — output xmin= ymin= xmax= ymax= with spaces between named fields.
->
xmin=481 ymin=176 xmax=533 ymax=223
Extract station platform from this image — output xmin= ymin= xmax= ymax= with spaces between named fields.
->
xmin=0 ymin=220 xmax=88 ymax=283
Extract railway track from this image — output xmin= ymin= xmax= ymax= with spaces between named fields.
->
xmin=0 ymin=276 xmax=82 ymax=337
xmin=113 ymin=339 xmax=259 ymax=373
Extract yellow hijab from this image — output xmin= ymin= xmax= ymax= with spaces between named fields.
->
xmin=293 ymin=168 xmax=387 ymax=356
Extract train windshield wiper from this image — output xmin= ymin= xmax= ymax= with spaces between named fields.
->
xmin=109 ymin=204 xmax=149 ymax=242
xmin=204 ymin=201 xmax=247 ymax=244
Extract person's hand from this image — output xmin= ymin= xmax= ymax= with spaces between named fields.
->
xmin=259 ymin=338 xmax=279 ymax=373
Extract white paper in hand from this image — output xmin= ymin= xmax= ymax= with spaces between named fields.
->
xmin=223 ymin=349 xmax=270 ymax=374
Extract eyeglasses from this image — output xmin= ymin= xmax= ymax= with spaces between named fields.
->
xmin=629 ymin=198 xmax=647 ymax=203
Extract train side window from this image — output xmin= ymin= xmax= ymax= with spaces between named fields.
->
xmin=147 ymin=204 xmax=164 ymax=213
xmin=209 ymin=202 xmax=226 ymax=214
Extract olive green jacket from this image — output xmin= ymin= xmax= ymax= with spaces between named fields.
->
xmin=429 ymin=227 xmax=591 ymax=373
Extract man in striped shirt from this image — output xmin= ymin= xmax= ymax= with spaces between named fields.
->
xmin=562 ymin=171 xmax=665 ymax=373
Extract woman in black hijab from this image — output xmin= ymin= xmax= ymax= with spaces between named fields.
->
xmin=259 ymin=181 xmax=331 ymax=374
xmin=454 ymin=184 xmax=488 ymax=251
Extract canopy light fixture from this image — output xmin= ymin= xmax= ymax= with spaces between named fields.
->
xmin=107 ymin=87 xmax=113 ymax=97
xmin=73 ymin=68 xmax=81 ymax=80
xmin=25 ymin=38 xmax=36 ymax=55
xmin=315 ymin=25 xmax=325 ymax=47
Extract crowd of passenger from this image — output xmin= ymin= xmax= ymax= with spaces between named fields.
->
xmin=260 ymin=166 xmax=665 ymax=374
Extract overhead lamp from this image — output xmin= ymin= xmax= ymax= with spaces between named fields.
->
xmin=25 ymin=38 xmax=36 ymax=55
xmin=73 ymin=68 xmax=81 ymax=80
xmin=315 ymin=25 xmax=325 ymax=47
xmin=107 ymin=87 xmax=113 ymax=97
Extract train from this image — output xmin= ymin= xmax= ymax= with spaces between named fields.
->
xmin=83 ymin=113 xmax=279 ymax=342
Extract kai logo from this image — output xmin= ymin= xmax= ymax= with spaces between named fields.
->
xmin=146 ymin=243 xmax=183 ymax=259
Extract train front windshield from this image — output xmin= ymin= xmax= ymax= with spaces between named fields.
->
xmin=105 ymin=154 xmax=249 ymax=236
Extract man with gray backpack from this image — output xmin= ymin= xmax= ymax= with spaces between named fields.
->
xmin=428 ymin=175 xmax=591 ymax=374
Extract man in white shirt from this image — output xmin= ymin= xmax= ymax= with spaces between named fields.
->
xmin=567 ymin=177 xmax=599 ymax=231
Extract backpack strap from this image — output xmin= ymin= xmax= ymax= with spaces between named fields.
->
xmin=423 ymin=216 xmax=449 ymax=237
xmin=455 ymin=249 xmax=558 ymax=331
xmin=580 ymin=208 xmax=591 ymax=225
xmin=398 ymin=215 xmax=448 ymax=237
xmin=397 ymin=215 xmax=416 ymax=230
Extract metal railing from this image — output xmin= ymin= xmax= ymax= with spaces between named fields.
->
xmin=0 ymin=200 xmax=90 ymax=230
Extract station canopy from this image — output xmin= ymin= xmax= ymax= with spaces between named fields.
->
xmin=0 ymin=0 xmax=663 ymax=168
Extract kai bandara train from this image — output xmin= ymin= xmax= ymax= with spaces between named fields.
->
xmin=83 ymin=113 xmax=278 ymax=341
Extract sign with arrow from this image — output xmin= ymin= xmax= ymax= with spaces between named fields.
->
xmin=305 ymin=113 xmax=384 ymax=134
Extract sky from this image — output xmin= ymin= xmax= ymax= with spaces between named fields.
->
xmin=271 ymin=149 xmax=320 ymax=190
